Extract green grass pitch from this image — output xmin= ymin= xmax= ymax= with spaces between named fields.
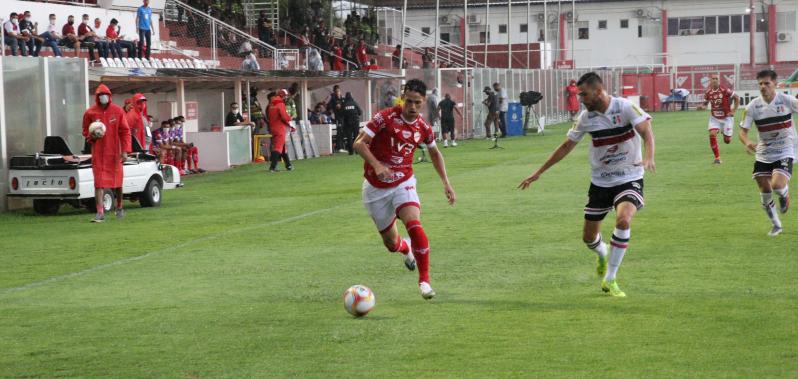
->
xmin=1 ymin=110 xmax=797 ymax=377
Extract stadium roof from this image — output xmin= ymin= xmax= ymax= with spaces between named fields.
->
xmin=375 ymin=0 xmax=638 ymax=9
xmin=89 ymin=68 xmax=403 ymax=93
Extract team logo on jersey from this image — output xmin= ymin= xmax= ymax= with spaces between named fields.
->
xmin=776 ymin=106 xmax=784 ymax=113
xmin=632 ymin=182 xmax=641 ymax=190
xmin=391 ymin=156 xmax=403 ymax=164
xmin=402 ymin=130 xmax=412 ymax=139
xmin=414 ymin=131 xmax=422 ymax=143
xmin=607 ymin=145 xmax=619 ymax=153
xmin=109 ymin=116 xmax=117 ymax=125
xmin=613 ymin=115 xmax=622 ymax=125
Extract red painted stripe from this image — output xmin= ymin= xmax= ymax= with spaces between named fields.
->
xmin=592 ymin=130 xmax=636 ymax=147
xmin=757 ymin=121 xmax=792 ymax=133
xmin=610 ymin=241 xmax=629 ymax=249
xmin=395 ymin=202 xmax=421 ymax=216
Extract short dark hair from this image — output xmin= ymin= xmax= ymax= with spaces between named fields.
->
xmin=110 ymin=18 xmax=118 ymax=24
xmin=230 ymin=102 xmax=238 ymax=107
xmin=10 ymin=12 xmax=18 ymax=18
xmin=177 ymin=115 xmax=185 ymax=121
xmin=49 ymin=14 xmax=56 ymax=18
xmin=403 ymin=79 xmax=427 ymax=97
xmin=82 ymin=14 xmax=89 ymax=18
xmin=493 ymin=82 xmax=500 ymax=87
xmin=161 ymin=121 xmax=169 ymax=126
xmin=577 ymin=72 xmax=603 ymax=88
xmin=756 ymin=69 xmax=777 ymax=81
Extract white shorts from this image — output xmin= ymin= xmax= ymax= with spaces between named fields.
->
xmin=708 ymin=116 xmax=734 ymax=137
xmin=362 ymin=176 xmax=420 ymax=232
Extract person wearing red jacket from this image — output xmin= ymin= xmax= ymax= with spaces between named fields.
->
xmin=82 ymin=84 xmax=132 ymax=223
xmin=125 ymin=93 xmax=147 ymax=149
xmin=356 ymin=38 xmax=369 ymax=69
xmin=332 ymin=41 xmax=344 ymax=71
xmin=267 ymin=89 xmax=294 ymax=172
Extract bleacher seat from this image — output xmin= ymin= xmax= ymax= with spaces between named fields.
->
xmin=99 ymin=57 xmax=110 ymax=67
xmin=182 ymin=59 xmax=195 ymax=68
xmin=113 ymin=58 xmax=125 ymax=67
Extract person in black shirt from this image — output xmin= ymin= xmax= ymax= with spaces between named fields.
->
xmin=437 ymin=93 xmax=462 ymax=147
xmin=340 ymin=92 xmax=362 ymax=155
xmin=482 ymin=87 xmax=500 ymax=138
xmin=326 ymin=85 xmax=346 ymax=152
xmin=225 ymin=102 xmax=253 ymax=127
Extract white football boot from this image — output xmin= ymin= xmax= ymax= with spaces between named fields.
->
xmin=402 ymin=238 xmax=416 ymax=271
xmin=419 ymin=282 xmax=436 ymax=300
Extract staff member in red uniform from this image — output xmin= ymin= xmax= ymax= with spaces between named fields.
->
xmin=267 ymin=89 xmax=294 ymax=172
xmin=125 ymin=93 xmax=147 ymax=148
xmin=82 ymin=84 xmax=132 ymax=223
xmin=565 ymin=79 xmax=580 ymax=121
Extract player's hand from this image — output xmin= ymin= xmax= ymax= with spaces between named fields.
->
xmin=643 ymin=158 xmax=656 ymax=173
xmin=444 ymin=184 xmax=456 ymax=205
xmin=745 ymin=142 xmax=757 ymax=155
xmin=518 ymin=172 xmax=541 ymax=190
xmin=120 ymin=152 xmax=128 ymax=162
xmin=374 ymin=164 xmax=392 ymax=182
xmin=696 ymin=104 xmax=705 ymax=110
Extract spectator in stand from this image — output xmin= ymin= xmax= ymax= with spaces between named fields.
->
xmin=331 ymin=38 xmax=344 ymax=70
xmin=61 ymin=15 xmax=82 ymax=58
xmin=18 ymin=11 xmax=41 ymax=57
xmin=3 ymin=13 xmax=27 ymax=56
xmin=93 ymin=18 xmax=114 ymax=59
xmin=240 ymin=42 xmax=260 ymax=71
xmin=391 ymin=44 xmax=401 ymax=69
xmin=108 ymin=19 xmax=136 ymax=58
xmin=343 ymin=36 xmax=358 ymax=70
xmin=103 ymin=18 xmax=124 ymax=59
xmin=307 ymin=47 xmax=324 ymax=71
xmin=362 ymin=58 xmax=379 ymax=71
xmin=38 ymin=13 xmax=63 ymax=57
xmin=256 ymin=11 xmax=274 ymax=56
xmin=422 ymin=47 xmax=434 ymax=69
xmin=77 ymin=14 xmax=101 ymax=62
xmin=136 ymin=0 xmax=153 ymax=59
xmin=356 ymin=38 xmax=369 ymax=69
xmin=278 ymin=53 xmax=289 ymax=69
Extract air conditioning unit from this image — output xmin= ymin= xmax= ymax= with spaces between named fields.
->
xmin=777 ymin=32 xmax=792 ymax=42
xmin=536 ymin=13 xmax=546 ymax=22
xmin=565 ymin=11 xmax=575 ymax=22
xmin=439 ymin=16 xmax=450 ymax=25
xmin=467 ymin=14 xmax=480 ymax=24
xmin=634 ymin=8 xmax=646 ymax=18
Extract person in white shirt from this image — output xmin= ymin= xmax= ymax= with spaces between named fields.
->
xmin=519 ymin=72 xmax=656 ymax=298
xmin=38 ymin=13 xmax=63 ymax=56
xmin=493 ymin=82 xmax=509 ymax=137
xmin=3 ymin=12 xmax=27 ymax=56
xmin=739 ymin=69 xmax=798 ymax=236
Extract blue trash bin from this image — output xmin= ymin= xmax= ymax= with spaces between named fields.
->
xmin=506 ymin=102 xmax=523 ymax=136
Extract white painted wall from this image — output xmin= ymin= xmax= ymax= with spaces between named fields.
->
xmin=1 ymin=0 xmax=160 ymax=47
xmin=403 ymin=0 xmax=798 ymax=67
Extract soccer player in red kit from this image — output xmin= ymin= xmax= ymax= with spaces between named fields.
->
xmin=697 ymin=74 xmax=739 ymax=164
xmin=353 ymin=79 xmax=456 ymax=300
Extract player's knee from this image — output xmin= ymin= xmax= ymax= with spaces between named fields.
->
xmin=582 ymin=231 xmax=598 ymax=244
xmin=615 ymin=217 xmax=631 ymax=230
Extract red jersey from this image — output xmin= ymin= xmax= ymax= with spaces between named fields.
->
xmin=704 ymin=86 xmax=735 ymax=119
xmin=363 ymin=106 xmax=435 ymax=188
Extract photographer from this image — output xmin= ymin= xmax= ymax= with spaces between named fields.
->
xmin=482 ymin=87 xmax=500 ymax=138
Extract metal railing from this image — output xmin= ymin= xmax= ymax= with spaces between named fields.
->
xmin=243 ymin=0 xmax=278 ymax=31
xmin=276 ymin=27 xmax=360 ymax=71
xmin=164 ymin=0 xmax=291 ymax=69
xmin=401 ymin=25 xmax=482 ymax=68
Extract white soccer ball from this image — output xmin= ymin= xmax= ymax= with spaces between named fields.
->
xmin=89 ymin=121 xmax=106 ymax=139
xmin=343 ymin=285 xmax=375 ymax=317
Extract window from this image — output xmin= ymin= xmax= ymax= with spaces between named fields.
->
xmin=499 ymin=24 xmax=507 ymax=33
xmin=480 ymin=31 xmax=489 ymax=43
xmin=520 ymin=23 xmax=528 ymax=33
xmin=679 ymin=18 xmax=690 ymax=35
xmin=421 ymin=27 xmax=431 ymax=35
xmin=777 ymin=11 xmax=797 ymax=32
xmin=638 ymin=25 xmax=643 ymax=38
xmin=718 ymin=15 xmax=730 ymax=33
xmin=579 ymin=27 xmax=589 ymax=39
xmin=704 ymin=16 xmax=716 ymax=34
xmin=621 ymin=19 xmax=629 ymax=29
xmin=598 ymin=20 xmax=607 ymax=29
xmin=440 ymin=32 xmax=450 ymax=42
xmin=731 ymin=14 xmax=742 ymax=33
xmin=691 ymin=17 xmax=705 ymax=34
xmin=743 ymin=14 xmax=750 ymax=32
xmin=667 ymin=18 xmax=678 ymax=35
xmin=756 ymin=13 xmax=767 ymax=32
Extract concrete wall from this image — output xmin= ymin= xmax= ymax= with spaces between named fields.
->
xmin=144 ymin=89 xmax=232 ymax=132
xmin=403 ymin=0 xmax=798 ymax=68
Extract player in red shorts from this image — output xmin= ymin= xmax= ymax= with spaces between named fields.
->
xmin=352 ymin=79 xmax=456 ymax=300
xmin=697 ymin=74 xmax=739 ymax=164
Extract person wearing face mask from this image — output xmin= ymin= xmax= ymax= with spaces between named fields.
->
xmin=38 ymin=13 xmax=63 ymax=57
xmin=82 ymin=84 xmax=132 ymax=223
xmin=18 ymin=11 xmax=42 ymax=57
xmin=104 ymin=18 xmax=124 ymax=59
xmin=125 ymin=93 xmax=148 ymax=148
xmin=77 ymin=14 xmax=102 ymax=62
xmin=3 ymin=13 xmax=27 ymax=56
xmin=267 ymin=89 xmax=294 ymax=172
xmin=225 ymin=102 xmax=254 ymax=127
xmin=93 ymin=18 xmax=115 ymax=59
xmin=61 ymin=15 xmax=83 ymax=58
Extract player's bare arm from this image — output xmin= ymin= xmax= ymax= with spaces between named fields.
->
xmin=426 ymin=145 xmax=456 ymax=205
xmin=518 ymin=138 xmax=578 ymax=189
xmin=634 ymin=119 xmax=656 ymax=173
xmin=730 ymin=94 xmax=740 ymax=115
xmin=738 ymin=127 xmax=757 ymax=154
xmin=353 ymin=131 xmax=391 ymax=181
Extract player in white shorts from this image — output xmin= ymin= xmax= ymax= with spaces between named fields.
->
xmin=697 ymin=74 xmax=739 ymax=164
xmin=739 ymin=69 xmax=798 ymax=236
xmin=519 ymin=72 xmax=656 ymax=298
xmin=353 ymin=79 xmax=456 ymax=300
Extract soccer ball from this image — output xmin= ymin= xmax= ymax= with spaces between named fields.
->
xmin=89 ymin=121 xmax=106 ymax=139
xmin=343 ymin=285 xmax=375 ymax=317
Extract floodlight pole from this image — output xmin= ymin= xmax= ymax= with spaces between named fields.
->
xmin=399 ymin=0 xmax=407 ymax=69
xmin=571 ymin=0 xmax=575 ymax=64
xmin=484 ymin=0 xmax=489 ymax=67
xmin=526 ymin=0 xmax=531 ymax=68
xmin=435 ymin=0 xmax=440 ymax=67
xmin=508 ymin=0 xmax=512 ymax=69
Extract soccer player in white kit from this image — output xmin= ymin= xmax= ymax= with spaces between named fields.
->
xmin=353 ymin=79 xmax=456 ymax=300
xmin=739 ymin=70 xmax=798 ymax=236
xmin=697 ymin=74 xmax=739 ymax=164
xmin=518 ymin=72 xmax=656 ymax=297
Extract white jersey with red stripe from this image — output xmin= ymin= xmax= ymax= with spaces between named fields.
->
xmin=567 ymin=96 xmax=652 ymax=187
xmin=363 ymin=106 xmax=436 ymax=188
xmin=741 ymin=92 xmax=798 ymax=163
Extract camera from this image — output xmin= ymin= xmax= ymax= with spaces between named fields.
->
xmin=520 ymin=91 xmax=543 ymax=107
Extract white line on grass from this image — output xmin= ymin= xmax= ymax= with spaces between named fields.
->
xmin=0 ymin=204 xmax=346 ymax=298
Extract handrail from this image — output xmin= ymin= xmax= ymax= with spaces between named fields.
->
xmin=167 ymin=0 xmax=281 ymax=69
xmin=404 ymin=25 xmax=480 ymax=67
xmin=400 ymin=25 xmax=483 ymax=68
xmin=276 ymin=27 xmax=360 ymax=70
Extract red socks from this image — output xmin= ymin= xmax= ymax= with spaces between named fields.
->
xmin=405 ymin=220 xmax=430 ymax=284
xmin=709 ymin=135 xmax=720 ymax=159
xmin=384 ymin=235 xmax=410 ymax=255
xmin=189 ymin=146 xmax=199 ymax=169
